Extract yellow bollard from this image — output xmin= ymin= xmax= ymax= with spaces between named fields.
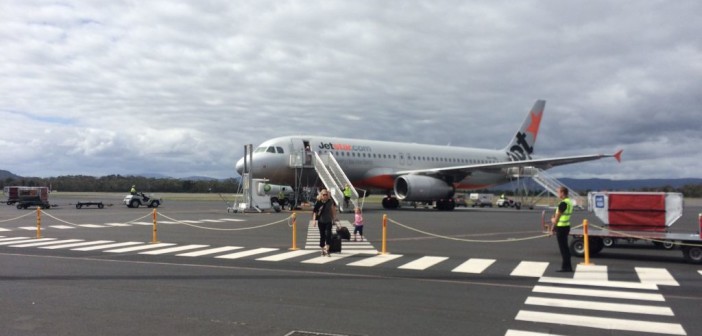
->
xmin=580 ymin=219 xmax=592 ymax=265
xmin=36 ymin=207 xmax=42 ymax=239
xmin=290 ymin=213 xmax=298 ymax=250
xmin=381 ymin=214 xmax=387 ymax=254
xmin=151 ymin=208 xmax=159 ymax=244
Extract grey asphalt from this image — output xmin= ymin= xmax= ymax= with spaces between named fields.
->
xmin=1 ymin=195 xmax=701 ymax=335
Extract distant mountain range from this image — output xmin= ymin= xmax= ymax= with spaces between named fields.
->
xmin=2 ymin=169 xmax=699 ymax=190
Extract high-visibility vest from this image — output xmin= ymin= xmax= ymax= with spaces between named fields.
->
xmin=343 ymin=186 xmax=352 ymax=197
xmin=555 ymin=197 xmax=573 ymax=227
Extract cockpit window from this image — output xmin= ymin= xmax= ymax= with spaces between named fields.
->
xmin=254 ymin=147 xmax=267 ymax=153
xmin=276 ymin=146 xmax=284 ymax=154
xmin=266 ymin=147 xmax=276 ymax=153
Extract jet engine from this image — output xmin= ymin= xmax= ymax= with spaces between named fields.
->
xmin=393 ymin=175 xmax=454 ymax=201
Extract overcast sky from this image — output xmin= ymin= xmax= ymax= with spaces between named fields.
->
xmin=1 ymin=1 xmax=700 ymax=180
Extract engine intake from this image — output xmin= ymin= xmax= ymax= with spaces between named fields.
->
xmin=394 ymin=175 xmax=454 ymax=201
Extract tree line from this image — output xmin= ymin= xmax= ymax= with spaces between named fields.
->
xmin=1 ymin=175 xmax=241 ymax=193
xmin=2 ymin=175 xmax=702 ymax=197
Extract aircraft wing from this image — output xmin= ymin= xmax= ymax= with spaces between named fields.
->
xmin=395 ymin=150 xmax=623 ymax=176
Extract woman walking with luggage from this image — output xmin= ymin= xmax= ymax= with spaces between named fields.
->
xmin=312 ymin=188 xmax=337 ymax=256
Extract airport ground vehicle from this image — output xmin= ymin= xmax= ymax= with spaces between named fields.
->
xmin=4 ymin=186 xmax=49 ymax=205
xmin=470 ymin=193 xmax=494 ymax=207
xmin=123 ymin=192 xmax=161 ymax=208
xmin=496 ymin=197 xmax=521 ymax=209
xmin=569 ymin=191 xmax=702 ymax=264
xmin=10 ymin=186 xmax=51 ymax=209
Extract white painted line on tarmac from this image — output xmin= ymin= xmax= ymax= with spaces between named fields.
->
xmin=177 ymin=246 xmax=243 ymax=257
xmin=11 ymin=239 xmax=83 ymax=248
xmin=510 ymin=261 xmax=548 ymax=277
xmin=505 ymin=330 xmax=565 ymax=336
xmin=72 ymin=241 xmax=143 ymax=251
xmin=347 ymin=254 xmax=403 ymax=267
xmin=0 ymin=237 xmax=31 ymax=242
xmin=257 ymin=249 xmax=319 ymax=261
xmin=525 ymin=296 xmax=674 ymax=316
xmin=398 ymin=256 xmax=449 ymax=270
xmin=532 ymin=285 xmax=665 ymax=301
xmin=515 ymin=310 xmax=686 ymax=335
xmin=40 ymin=240 xmax=115 ymax=249
xmin=105 ymin=243 xmax=176 ymax=253
xmin=215 ymin=247 xmax=278 ymax=260
xmin=574 ymin=264 xmax=608 ymax=281
xmin=539 ymin=276 xmax=658 ymax=290
xmin=452 ymin=258 xmax=496 ymax=274
xmin=302 ymin=252 xmax=358 ymax=264
xmin=0 ymin=238 xmax=55 ymax=246
xmin=49 ymin=225 xmax=75 ymax=229
xmin=78 ymin=224 xmax=107 ymax=228
xmin=140 ymin=244 xmax=210 ymax=255
xmin=636 ymin=267 xmax=679 ymax=286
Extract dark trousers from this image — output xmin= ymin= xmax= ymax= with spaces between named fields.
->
xmin=318 ymin=221 xmax=333 ymax=248
xmin=555 ymin=226 xmax=572 ymax=271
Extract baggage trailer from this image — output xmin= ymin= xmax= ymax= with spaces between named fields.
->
xmin=76 ymin=201 xmax=104 ymax=209
xmin=569 ymin=191 xmax=702 ymax=264
xmin=4 ymin=186 xmax=49 ymax=205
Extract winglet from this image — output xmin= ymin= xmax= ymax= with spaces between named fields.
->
xmin=613 ymin=149 xmax=623 ymax=163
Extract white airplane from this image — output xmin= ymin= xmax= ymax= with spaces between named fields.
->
xmin=235 ymin=100 xmax=622 ymax=210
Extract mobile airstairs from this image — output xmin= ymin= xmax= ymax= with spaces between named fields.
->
xmin=311 ymin=152 xmax=361 ymax=212
xmin=507 ymin=167 xmax=585 ymax=209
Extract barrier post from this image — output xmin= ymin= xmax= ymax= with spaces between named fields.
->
xmin=290 ymin=213 xmax=298 ymax=250
xmin=151 ymin=209 xmax=159 ymax=244
xmin=36 ymin=207 xmax=42 ymax=239
xmin=580 ymin=219 xmax=591 ymax=265
xmin=381 ymin=214 xmax=387 ymax=254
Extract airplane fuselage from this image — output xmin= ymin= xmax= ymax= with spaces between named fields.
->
xmin=235 ymin=135 xmax=514 ymax=193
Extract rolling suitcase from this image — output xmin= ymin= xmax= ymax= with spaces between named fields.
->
xmin=336 ymin=226 xmax=351 ymax=241
xmin=329 ymin=233 xmax=342 ymax=253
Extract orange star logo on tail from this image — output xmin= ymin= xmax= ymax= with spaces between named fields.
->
xmin=526 ymin=111 xmax=543 ymax=141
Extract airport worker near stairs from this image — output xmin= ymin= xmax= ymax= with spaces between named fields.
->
xmin=343 ymin=184 xmax=352 ymax=211
xmin=312 ymin=188 xmax=337 ymax=257
xmin=130 ymin=185 xmax=137 ymax=195
xmin=550 ymin=186 xmax=573 ymax=272
xmin=278 ymin=189 xmax=285 ymax=206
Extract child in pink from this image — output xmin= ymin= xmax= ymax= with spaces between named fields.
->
xmin=353 ymin=207 xmax=364 ymax=241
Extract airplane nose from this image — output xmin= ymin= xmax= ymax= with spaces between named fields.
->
xmin=235 ymin=157 xmax=244 ymax=175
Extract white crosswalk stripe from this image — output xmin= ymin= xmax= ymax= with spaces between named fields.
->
xmin=140 ymin=244 xmax=210 ymax=255
xmin=215 ymin=247 xmax=278 ymax=260
xmin=510 ymin=261 xmax=548 ymax=277
xmin=40 ymin=240 xmax=115 ymax=249
xmin=452 ymin=258 xmax=496 ymax=274
xmin=509 ymin=263 xmax=687 ymax=335
xmin=11 ymin=239 xmax=83 ymax=248
xmin=177 ymin=246 xmax=243 ymax=257
xmin=398 ymin=256 xmax=448 ymax=270
xmin=72 ymin=241 xmax=143 ymax=251
xmin=0 ymin=217 xmax=247 ymax=233
xmin=105 ymin=243 xmax=176 ymax=253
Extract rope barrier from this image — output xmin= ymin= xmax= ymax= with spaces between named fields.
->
xmin=158 ymin=212 xmax=292 ymax=231
xmin=0 ymin=211 xmax=36 ymax=223
xmin=40 ymin=211 xmax=153 ymax=227
xmin=387 ymin=217 xmax=552 ymax=243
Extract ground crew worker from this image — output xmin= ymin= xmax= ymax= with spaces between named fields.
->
xmin=278 ymin=188 xmax=285 ymax=207
xmin=343 ymin=184 xmax=352 ymax=211
xmin=550 ymin=186 xmax=573 ymax=272
xmin=130 ymin=185 xmax=137 ymax=195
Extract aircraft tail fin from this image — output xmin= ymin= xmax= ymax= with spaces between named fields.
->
xmin=504 ymin=100 xmax=546 ymax=161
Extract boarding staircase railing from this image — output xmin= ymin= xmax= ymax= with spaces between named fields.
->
xmin=313 ymin=152 xmax=359 ymax=212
